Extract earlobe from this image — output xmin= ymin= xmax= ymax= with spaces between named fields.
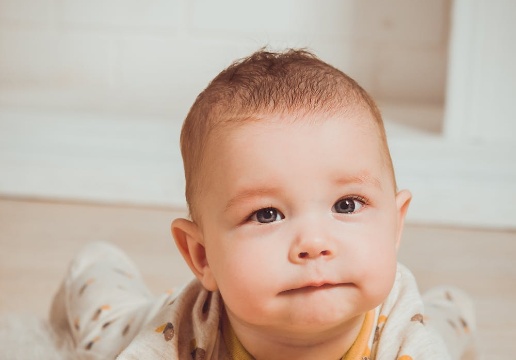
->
xmin=394 ymin=189 xmax=412 ymax=249
xmin=171 ymin=218 xmax=218 ymax=291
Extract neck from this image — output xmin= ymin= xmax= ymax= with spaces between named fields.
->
xmin=224 ymin=308 xmax=365 ymax=360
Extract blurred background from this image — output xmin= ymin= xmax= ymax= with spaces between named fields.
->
xmin=0 ymin=1 xmax=515 ymax=357
xmin=1 ymin=0 xmax=514 ymax=229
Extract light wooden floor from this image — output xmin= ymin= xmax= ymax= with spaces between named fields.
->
xmin=1 ymin=197 xmax=515 ymax=358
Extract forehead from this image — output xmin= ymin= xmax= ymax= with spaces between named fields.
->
xmin=200 ymin=110 xmax=392 ymax=192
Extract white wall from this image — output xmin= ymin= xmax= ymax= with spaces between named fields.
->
xmin=2 ymin=0 xmax=515 ymax=229
xmin=445 ymin=0 xmax=516 ymax=141
xmin=0 ymin=0 xmax=450 ymax=115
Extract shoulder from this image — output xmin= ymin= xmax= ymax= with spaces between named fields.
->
xmin=371 ymin=263 xmax=451 ymax=359
xmin=118 ymin=279 xmax=225 ymax=360
xmin=380 ymin=263 xmax=422 ymax=317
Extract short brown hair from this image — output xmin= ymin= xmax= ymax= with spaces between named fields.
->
xmin=180 ymin=48 xmax=393 ymax=222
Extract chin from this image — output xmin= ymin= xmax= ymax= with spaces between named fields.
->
xmin=282 ymin=302 xmax=360 ymax=331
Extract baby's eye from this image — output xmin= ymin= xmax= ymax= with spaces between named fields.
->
xmin=332 ymin=197 xmax=365 ymax=214
xmin=249 ymin=207 xmax=284 ymax=224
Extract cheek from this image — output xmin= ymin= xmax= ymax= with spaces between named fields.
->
xmin=208 ymin=239 xmax=278 ymax=295
xmin=372 ymin=245 xmax=399 ymax=300
xmin=214 ymin=254 xmax=277 ymax=322
xmin=350 ymin=215 xmax=399 ymax=303
xmin=369 ymin=207 xmax=400 ymax=251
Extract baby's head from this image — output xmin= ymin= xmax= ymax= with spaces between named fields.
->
xmin=180 ymin=49 xmax=395 ymax=223
xmin=172 ymin=49 xmax=412 ymax=356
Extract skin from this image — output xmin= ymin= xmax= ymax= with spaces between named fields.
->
xmin=172 ymin=110 xmax=412 ymax=360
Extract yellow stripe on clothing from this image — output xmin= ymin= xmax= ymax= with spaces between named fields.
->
xmin=222 ymin=310 xmax=253 ymax=360
xmin=222 ymin=309 xmax=376 ymax=360
xmin=342 ymin=310 xmax=375 ymax=360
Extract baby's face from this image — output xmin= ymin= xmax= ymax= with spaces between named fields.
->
xmin=197 ymin=110 xmax=410 ymax=337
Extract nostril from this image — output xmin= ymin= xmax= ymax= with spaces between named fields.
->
xmin=298 ymin=252 xmax=309 ymax=259
xmin=321 ymin=250 xmax=330 ymax=256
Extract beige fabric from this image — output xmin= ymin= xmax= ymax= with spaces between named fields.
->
xmin=370 ymin=264 xmax=451 ymax=359
xmin=51 ymin=242 xmax=468 ymax=360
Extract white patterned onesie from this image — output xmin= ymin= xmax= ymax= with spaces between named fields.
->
xmin=49 ymin=242 xmax=474 ymax=360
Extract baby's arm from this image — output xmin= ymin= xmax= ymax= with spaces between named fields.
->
xmin=49 ymin=242 xmax=177 ymax=359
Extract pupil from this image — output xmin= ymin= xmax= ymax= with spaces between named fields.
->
xmin=339 ymin=199 xmax=354 ymax=213
xmin=258 ymin=208 xmax=276 ymax=222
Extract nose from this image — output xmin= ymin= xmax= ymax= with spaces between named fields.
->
xmin=288 ymin=225 xmax=335 ymax=263
xmin=297 ymin=249 xmax=332 ymax=259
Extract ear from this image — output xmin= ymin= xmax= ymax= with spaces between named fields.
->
xmin=171 ymin=218 xmax=218 ymax=291
xmin=394 ymin=189 xmax=412 ymax=250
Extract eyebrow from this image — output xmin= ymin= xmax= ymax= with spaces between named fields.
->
xmin=224 ymin=187 xmax=281 ymax=212
xmin=334 ymin=173 xmax=383 ymax=190
xmin=224 ymin=174 xmax=381 ymax=212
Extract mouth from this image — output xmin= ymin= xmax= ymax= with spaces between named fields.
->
xmin=279 ymin=282 xmax=348 ymax=295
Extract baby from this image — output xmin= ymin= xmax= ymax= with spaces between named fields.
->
xmin=49 ymin=49 xmax=474 ymax=360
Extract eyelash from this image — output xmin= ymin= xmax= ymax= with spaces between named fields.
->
xmin=332 ymin=195 xmax=369 ymax=214
xmin=343 ymin=195 xmax=369 ymax=207
xmin=246 ymin=205 xmax=282 ymax=224
xmin=245 ymin=195 xmax=370 ymax=224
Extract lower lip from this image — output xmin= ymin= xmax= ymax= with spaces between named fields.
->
xmin=280 ymin=283 xmax=346 ymax=295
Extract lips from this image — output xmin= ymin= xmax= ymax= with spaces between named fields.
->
xmin=279 ymin=282 xmax=345 ymax=295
